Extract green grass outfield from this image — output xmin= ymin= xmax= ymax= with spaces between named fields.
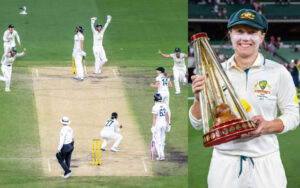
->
xmin=188 ymin=86 xmax=300 ymax=188
xmin=0 ymin=0 xmax=187 ymax=187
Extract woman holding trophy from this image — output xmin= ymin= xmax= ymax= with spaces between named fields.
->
xmin=189 ymin=9 xmax=299 ymax=188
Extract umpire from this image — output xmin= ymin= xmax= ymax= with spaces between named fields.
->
xmin=56 ymin=117 xmax=74 ymax=179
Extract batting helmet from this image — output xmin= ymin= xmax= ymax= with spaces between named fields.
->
xmin=154 ymin=93 xmax=162 ymax=101
xmin=111 ymin=112 xmax=118 ymax=119
xmin=174 ymin=47 xmax=181 ymax=52
xmin=8 ymin=24 xmax=14 ymax=28
xmin=76 ymin=26 xmax=84 ymax=33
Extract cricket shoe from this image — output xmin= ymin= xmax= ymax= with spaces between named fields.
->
xmin=156 ymin=157 xmax=161 ymax=161
xmin=101 ymin=147 xmax=106 ymax=151
xmin=73 ymin=76 xmax=79 ymax=80
xmin=5 ymin=88 xmax=10 ymax=92
xmin=160 ymin=157 xmax=165 ymax=161
xmin=110 ymin=147 xmax=119 ymax=152
xmin=62 ymin=171 xmax=72 ymax=179
xmin=175 ymin=91 xmax=181 ymax=95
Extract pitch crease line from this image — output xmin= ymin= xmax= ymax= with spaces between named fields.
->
xmin=112 ymin=69 xmax=118 ymax=78
xmin=141 ymin=158 xmax=148 ymax=173
xmin=48 ymin=158 xmax=52 ymax=172
xmin=36 ymin=68 xmax=39 ymax=78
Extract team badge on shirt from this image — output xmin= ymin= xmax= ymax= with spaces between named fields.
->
xmin=253 ymin=80 xmax=272 ymax=100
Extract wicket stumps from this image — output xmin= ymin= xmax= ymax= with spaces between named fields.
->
xmin=92 ymin=139 xmax=101 ymax=166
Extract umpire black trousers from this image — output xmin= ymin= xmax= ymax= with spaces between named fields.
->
xmin=57 ymin=142 xmax=74 ymax=174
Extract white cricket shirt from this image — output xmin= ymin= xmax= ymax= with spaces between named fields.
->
xmin=58 ymin=125 xmax=74 ymax=151
xmin=170 ymin=53 xmax=186 ymax=68
xmin=102 ymin=119 xmax=120 ymax=132
xmin=3 ymin=30 xmax=20 ymax=47
xmin=156 ymin=74 xmax=169 ymax=92
xmin=73 ymin=33 xmax=84 ymax=53
xmin=189 ymin=53 xmax=299 ymax=157
xmin=1 ymin=52 xmax=24 ymax=66
xmin=152 ymin=102 xmax=168 ymax=126
xmin=91 ymin=20 xmax=110 ymax=47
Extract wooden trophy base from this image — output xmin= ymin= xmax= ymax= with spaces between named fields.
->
xmin=203 ymin=119 xmax=257 ymax=147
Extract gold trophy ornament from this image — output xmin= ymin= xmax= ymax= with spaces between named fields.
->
xmin=191 ymin=33 xmax=257 ymax=147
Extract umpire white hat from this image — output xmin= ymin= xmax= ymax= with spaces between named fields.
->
xmin=60 ymin=116 xmax=71 ymax=125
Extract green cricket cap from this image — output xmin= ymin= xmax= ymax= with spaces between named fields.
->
xmin=156 ymin=67 xmax=165 ymax=73
xmin=227 ymin=9 xmax=268 ymax=33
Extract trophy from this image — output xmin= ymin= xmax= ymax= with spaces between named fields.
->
xmin=191 ymin=33 xmax=257 ymax=147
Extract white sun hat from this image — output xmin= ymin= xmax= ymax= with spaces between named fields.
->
xmin=60 ymin=117 xmax=71 ymax=125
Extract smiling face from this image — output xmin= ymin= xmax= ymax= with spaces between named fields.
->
xmin=229 ymin=25 xmax=265 ymax=58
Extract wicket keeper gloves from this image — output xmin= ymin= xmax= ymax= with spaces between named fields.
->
xmin=166 ymin=124 xmax=171 ymax=132
xmin=107 ymin=15 xmax=112 ymax=23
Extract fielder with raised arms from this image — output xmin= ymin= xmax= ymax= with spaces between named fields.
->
xmin=151 ymin=93 xmax=171 ymax=161
xmin=100 ymin=112 xmax=123 ymax=152
xmin=0 ymin=47 xmax=26 ymax=92
xmin=91 ymin=15 xmax=111 ymax=74
xmin=3 ymin=24 xmax=21 ymax=54
xmin=158 ymin=47 xmax=188 ymax=94
xmin=72 ymin=26 xmax=86 ymax=81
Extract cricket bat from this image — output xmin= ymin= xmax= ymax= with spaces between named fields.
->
xmin=151 ymin=135 xmax=156 ymax=160
xmin=72 ymin=56 xmax=76 ymax=74
xmin=83 ymin=56 xmax=88 ymax=77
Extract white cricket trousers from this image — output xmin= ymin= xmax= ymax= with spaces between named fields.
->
xmin=3 ymin=44 xmax=13 ymax=54
xmin=173 ymin=67 xmax=187 ymax=93
xmin=93 ymin=45 xmax=107 ymax=73
xmin=207 ymin=149 xmax=287 ymax=188
xmin=154 ymin=125 xmax=167 ymax=158
xmin=100 ymin=130 xmax=123 ymax=149
xmin=158 ymin=91 xmax=171 ymax=123
xmin=0 ymin=64 xmax=12 ymax=90
xmin=158 ymin=91 xmax=170 ymax=107
xmin=73 ymin=53 xmax=84 ymax=79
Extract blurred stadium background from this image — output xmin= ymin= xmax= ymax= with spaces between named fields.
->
xmin=188 ymin=1 xmax=300 ymax=188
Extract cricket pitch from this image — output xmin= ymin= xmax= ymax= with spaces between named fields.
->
xmin=32 ymin=66 xmax=152 ymax=176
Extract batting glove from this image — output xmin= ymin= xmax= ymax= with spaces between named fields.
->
xmin=166 ymin=124 xmax=171 ymax=132
xmin=151 ymin=127 xmax=156 ymax=134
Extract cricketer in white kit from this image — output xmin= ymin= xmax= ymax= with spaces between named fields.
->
xmin=190 ymin=8 xmax=300 ymax=188
xmin=91 ymin=15 xmax=111 ymax=74
xmin=72 ymin=26 xmax=86 ymax=81
xmin=151 ymin=93 xmax=171 ymax=161
xmin=158 ymin=47 xmax=188 ymax=94
xmin=100 ymin=112 xmax=123 ymax=152
xmin=150 ymin=67 xmax=172 ymax=123
xmin=0 ymin=47 xmax=26 ymax=92
xmin=3 ymin=24 xmax=21 ymax=54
